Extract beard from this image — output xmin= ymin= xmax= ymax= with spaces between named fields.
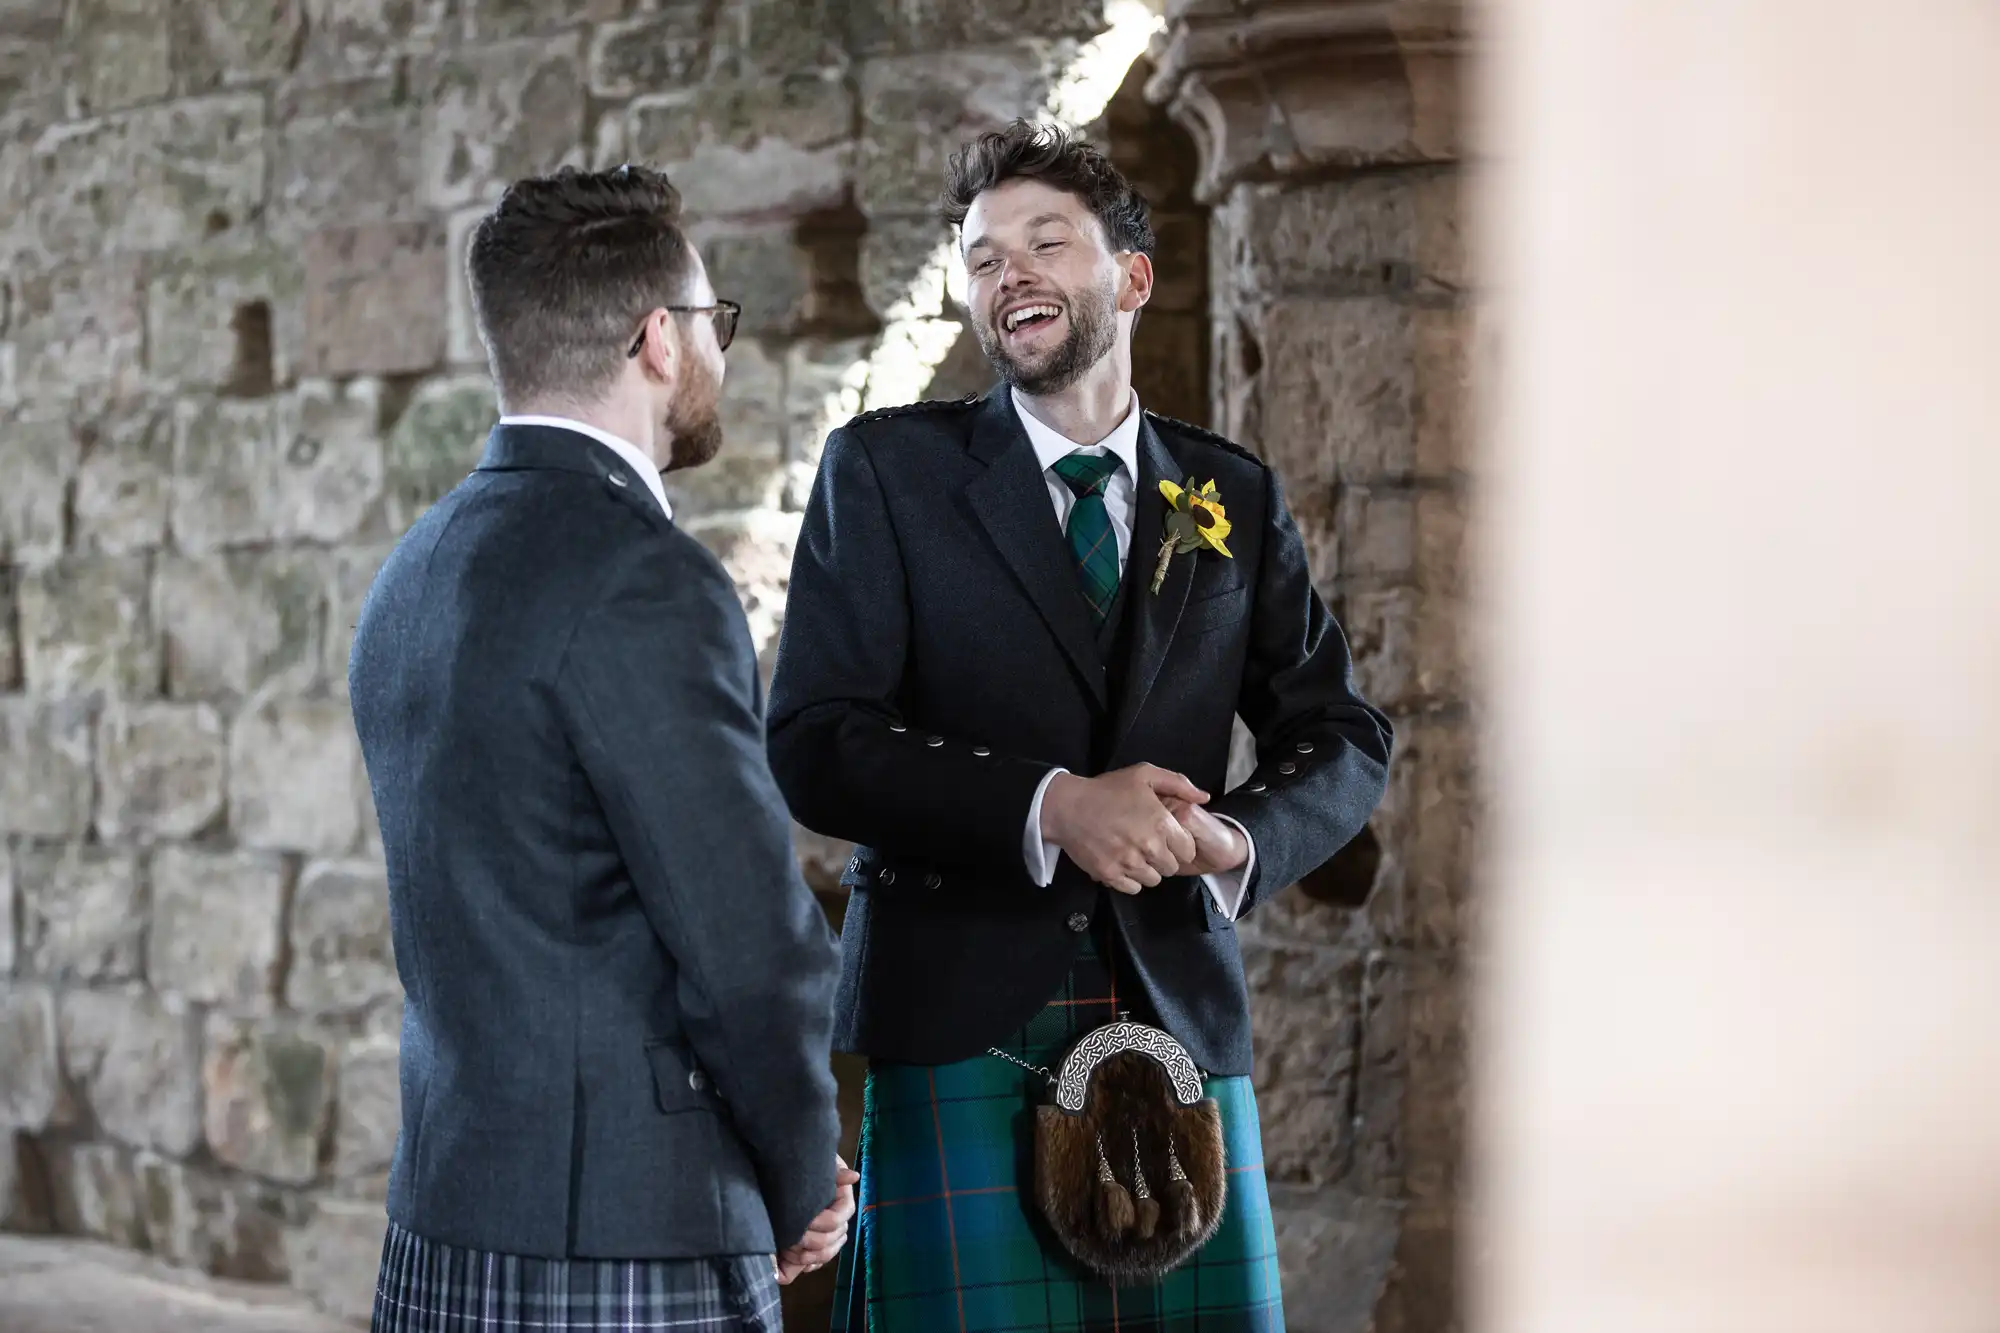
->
xmin=661 ymin=351 xmax=724 ymax=473
xmin=973 ymin=275 xmax=1118 ymax=396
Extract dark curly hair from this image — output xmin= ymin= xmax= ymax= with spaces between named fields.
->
xmin=467 ymin=164 xmax=699 ymax=410
xmin=939 ymin=120 xmax=1155 ymax=259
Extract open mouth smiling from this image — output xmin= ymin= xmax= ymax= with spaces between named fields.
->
xmin=1000 ymin=301 xmax=1064 ymax=338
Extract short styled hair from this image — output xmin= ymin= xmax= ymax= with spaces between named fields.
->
xmin=467 ymin=164 xmax=698 ymax=408
xmin=939 ymin=120 xmax=1155 ymax=258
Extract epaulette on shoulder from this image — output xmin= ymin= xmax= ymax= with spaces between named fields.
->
xmin=1143 ymin=411 xmax=1267 ymax=468
xmin=845 ymin=395 xmax=982 ymax=428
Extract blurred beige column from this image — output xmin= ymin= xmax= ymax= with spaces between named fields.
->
xmin=1476 ymin=2 xmax=2000 ymax=1332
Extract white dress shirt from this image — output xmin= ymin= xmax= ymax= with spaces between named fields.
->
xmin=497 ymin=414 xmax=674 ymax=520
xmin=1010 ymin=388 xmax=1256 ymax=919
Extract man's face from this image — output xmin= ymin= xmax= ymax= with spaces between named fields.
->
xmin=660 ymin=255 xmax=726 ymax=472
xmin=961 ymin=178 xmax=1127 ymax=395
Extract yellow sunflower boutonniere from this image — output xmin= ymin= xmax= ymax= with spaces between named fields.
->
xmin=1151 ymin=477 xmax=1233 ymax=593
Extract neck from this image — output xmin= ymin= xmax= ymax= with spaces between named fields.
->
xmin=505 ymin=394 xmax=664 ymax=469
xmin=1012 ymin=350 xmax=1134 ymax=446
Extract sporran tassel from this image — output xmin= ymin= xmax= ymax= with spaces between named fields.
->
xmin=1130 ymin=1127 xmax=1160 ymax=1240
xmin=1165 ymin=1137 xmax=1201 ymax=1240
xmin=1095 ymin=1132 xmax=1135 ymax=1238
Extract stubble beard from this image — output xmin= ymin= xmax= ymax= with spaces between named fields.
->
xmin=975 ymin=276 xmax=1118 ymax=397
xmin=662 ymin=354 xmax=724 ymax=473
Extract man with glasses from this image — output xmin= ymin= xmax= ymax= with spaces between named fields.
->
xmin=349 ymin=164 xmax=852 ymax=1333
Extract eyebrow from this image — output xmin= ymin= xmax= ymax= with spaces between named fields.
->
xmin=964 ymin=213 xmax=1078 ymax=255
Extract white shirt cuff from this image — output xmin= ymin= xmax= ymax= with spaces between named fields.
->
xmin=1023 ymin=767 xmax=1068 ymax=887
xmin=1199 ymin=815 xmax=1256 ymax=920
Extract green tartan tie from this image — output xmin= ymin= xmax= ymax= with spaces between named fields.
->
xmin=1049 ymin=450 xmax=1124 ymax=628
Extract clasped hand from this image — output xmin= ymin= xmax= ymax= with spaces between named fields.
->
xmin=775 ymin=1154 xmax=860 ymax=1284
xmin=1040 ymin=765 xmax=1246 ymax=895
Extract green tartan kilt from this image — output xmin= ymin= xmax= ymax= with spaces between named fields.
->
xmin=830 ymin=933 xmax=1284 ymax=1333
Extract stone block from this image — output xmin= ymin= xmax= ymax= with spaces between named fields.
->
xmin=43 ymin=1141 xmax=148 ymax=1247
xmin=1364 ymin=716 xmax=1475 ymax=952
xmin=1339 ymin=585 xmax=1465 ymax=717
xmin=467 ymin=0 xmax=625 ymax=39
xmin=18 ymin=554 xmax=160 ymax=697
xmin=172 ymin=0 xmax=306 ymax=90
xmin=1371 ymin=1210 xmax=1458 ymax=1333
xmin=0 ymin=1128 xmax=52 ymax=1231
xmin=294 ymin=0 xmax=454 ymax=81
xmin=683 ymin=509 xmax=797 ymax=657
xmin=1259 ymin=296 xmax=1417 ymax=489
xmin=332 ymin=1033 xmax=400 ymax=1177
xmin=418 ymin=35 xmax=586 ymax=211
xmin=204 ymin=1015 xmax=334 ymax=1184
xmin=146 ymin=241 xmax=306 ymax=392
xmin=1267 ymin=1183 xmax=1403 ymax=1333
xmin=846 ymin=0 xmax=1108 ymax=56
xmin=289 ymin=859 xmax=398 ymax=1015
xmin=0 ymin=410 xmax=76 ymax=564
xmin=0 ymin=842 xmax=13 ymax=975
xmin=60 ymin=986 xmax=203 ymax=1156
xmin=625 ymin=71 xmax=853 ymax=218
xmin=0 ymin=697 xmax=95 ymax=837
xmin=173 ymin=384 xmax=384 ymax=551
xmin=21 ymin=95 xmax=265 ymax=262
xmin=0 ymin=2 xmax=68 ymax=136
xmin=324 ymin=543 xmax=396 ymax=698
xmin=1242 ymin=937 xmax=1363 ymax=1185
xmin=285 ymin=1197 xmax=388 ymax=1326
xmin=0 ymin=984 xmax=63 ymax=1130
xmin=133 ymin=1151 xmax=290 ymax=1280
xmin=693 ymin=222 xmax=813 ymax=335
xmin=1220 ymin=171 xmax=1466 ymax=303
xmin=1130 ymin=310 xmax=1207 ymax=429
xmin=1352 ymin=953 xmax=1464 ymax=1209
xmin=229 ymin=694 xmax=367 ymax=854
xmin=786 ymin=337 xmax=871 ymax=460
xmin=148 ymin=847 xmax=288 ymax=1008
xmin=379 ymin=374 xmax=498 ymax=532
xmin=586 ymin=6 xmax=714 ymax=100
xmin=302 ymin=223 xmax=447 ymax=377
xmin=855 ymin=46 xmax=1063 ymax=214
xmin=16 ymin=844 xmax=144 ymax=983
xmin=69 ymin=0 xmax=172 ymax=115
xmin=859 ymin=213 xmax=952 ymax=320
xmin=713 ymin=335 xmax=786 ymax=460
xmin=710 ymin=0 xmax=845 ymax=78
xmin=95 ymin=701 xmax=228 ymax=843
xmin=444 ymin=203 xmax=491 ymax=368
xmin=158 ymin=550 xmax=327 ymax=700
xmin=71 ymin=399 xmax=174 ymax=556
xmin=1144 ymin=210 xmax=1209 ymax=315
xmin=10 ymin=257 xmax=145 ymax=403
xmin=271 ymin=75 xmax=426 ymax=235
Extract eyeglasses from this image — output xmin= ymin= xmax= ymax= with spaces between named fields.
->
xmin=628 ymin=301 xmax=741 ymax=357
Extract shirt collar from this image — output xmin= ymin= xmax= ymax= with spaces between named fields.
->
xmin=497 ymin=414 xmax=674 ymax=520
xmin=1010 ymin=387 xmax=1143 ymax=482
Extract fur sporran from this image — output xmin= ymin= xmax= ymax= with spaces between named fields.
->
xmin=999 ymin=1017 xmax=1227 ymax=1281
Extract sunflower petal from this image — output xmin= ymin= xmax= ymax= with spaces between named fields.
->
xmin=1201 ymin=531 xmax=1233 ymax=558
xmin=1199 ymin=480 xmax=1219 ymax=500
xmin=1205 ymin=515 xmax=1232 ymax=543
xmin=1159 ymin=479 xmax=1185 ymax=507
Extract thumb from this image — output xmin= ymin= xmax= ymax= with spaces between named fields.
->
xmin=1142 ymin=767 xmax=1209 ymax=805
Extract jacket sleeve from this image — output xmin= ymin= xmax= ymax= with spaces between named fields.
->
xmin=553 ymin=535 xmax=841 ymax=1252
xmin=1202 ymin=464 xmax=1396 ymax=916
xmin=766 ymin=426 xmax=1055 ymax=868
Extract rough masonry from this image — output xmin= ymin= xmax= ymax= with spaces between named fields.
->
xmin=0 ymin=0 xmax=1469 ymax=1329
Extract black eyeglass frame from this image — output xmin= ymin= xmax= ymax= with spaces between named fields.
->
xmin=628 ymin=301 xmax=742 ymax=357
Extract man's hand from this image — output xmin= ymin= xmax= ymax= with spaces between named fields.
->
xmin=1041 ymin=764 xmax=1207 ymax=894
xmin=775 ymin=1156 xmax=860 ymax=1285
xmin=1164 ymin=799 xmax=1248 ymax=877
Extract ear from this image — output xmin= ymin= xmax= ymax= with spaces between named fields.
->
xmin=634 ymin=307 xmax=680 ymax=387
xmin=1118 ymin=251 xmax=1154 ymax=314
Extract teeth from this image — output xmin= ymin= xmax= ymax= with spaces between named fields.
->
xmin=1004 ymin=304 xmax=1060 ymax=332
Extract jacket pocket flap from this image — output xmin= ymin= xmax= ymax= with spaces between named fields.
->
xmin=644 ymin=1041 xmax=723 ymax=1114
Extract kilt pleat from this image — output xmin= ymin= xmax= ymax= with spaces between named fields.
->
xmin=831 ymin=930 xmax=1286 ymax=1333
xmin=371 ymin=1220 xmax=783 ymax=1332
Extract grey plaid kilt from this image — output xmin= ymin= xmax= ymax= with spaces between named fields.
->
xmin=372 ymin=1221 xmax=783 ymax=1332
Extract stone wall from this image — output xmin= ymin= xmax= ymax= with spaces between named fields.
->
xmin=0 ymin=0 xmax=1467 ymax=1328
xmin=1149 ymin=3 xmax=1471 ymax=1330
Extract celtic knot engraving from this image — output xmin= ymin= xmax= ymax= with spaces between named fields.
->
xmin=1053 ymin=1021 xmax=1206 ymax=1112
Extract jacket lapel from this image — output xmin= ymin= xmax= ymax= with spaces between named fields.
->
xmin=1108 ymin=417 xmax=1197 ymax=755
xmin=962 ymin=389 xmax=1110 ymax=709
